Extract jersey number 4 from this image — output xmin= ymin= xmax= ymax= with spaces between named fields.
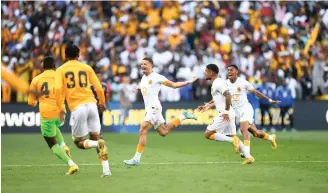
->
xmin=41 ymin=82 xmax=50 ymax=98
xmin=65 ymin=71 xmax=88 ymax=89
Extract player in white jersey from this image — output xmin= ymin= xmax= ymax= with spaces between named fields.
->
xmin=197 ymin=64 xmax=254 ymax=164
xmin=226 ymin=65 xmax=279 ymax=159
xmin=123 ymin=58 xmax=198 ymax=166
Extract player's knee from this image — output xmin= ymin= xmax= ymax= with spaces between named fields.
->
xmin=158 ymin=130 xmax=168 ymax=137
xmin=73 ymin=139 xmax=86 ymax=149
xmin=43 ymin=137 xmax=56 ymax=148
xmin=251 ymin=131 xmax=259 ymax=137
xmin=204 ymin=131 xmax=212 ymax=139
xmin=89 ymin=132 xmax=100 ymax=140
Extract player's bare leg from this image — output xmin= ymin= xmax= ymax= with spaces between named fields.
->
xmin=123 ymin=121 xmax=152 ymax=166
xmin=73 ymin=134 xmax=111 ymax=177
xmin=123 ymin=110 xmax=197 ymax=165
xmin=44 ymin=136 xmax=78 ymax=175
xmin=156 ymin=110 xmax=197 ymax=136
xmin=248 ymin=123 xmax=277 ymax=150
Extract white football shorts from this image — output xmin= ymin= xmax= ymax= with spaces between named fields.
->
xmin=144 ymin=106 xmax=165 ymax=129
xmin=70 ymin=102 xmax=101 ymax=138
xmin=234 ymin=102 xmax=254 ymax=125
xmin=207 ymin=109 xmax=236 ymax=135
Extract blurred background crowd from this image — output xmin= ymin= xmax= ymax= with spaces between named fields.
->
xmin=1 ymin=1 xmax=328 ymax=104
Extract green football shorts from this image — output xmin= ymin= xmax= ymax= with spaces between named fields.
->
xmin=40 ymin=117 xmax=62 ymax=137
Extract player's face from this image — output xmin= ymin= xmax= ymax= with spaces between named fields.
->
xmin=204 ymin=68 xmax=211 ymax=80
xmin=228 ymin=67 xmax=238 ymax=80
xmin=141 ymin=60 xmax=152 ymax=74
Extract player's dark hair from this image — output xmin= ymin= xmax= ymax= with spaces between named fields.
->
xmin=206 ymin=64 xmax=219 ymax=74
xmin=43 ymin=56 xmax=55 ymax=70
xmin=142 ymin=57 xmax=154 ymax=66
xmin=65 ymin=44 xmax=80 ymax=59
xmin=228 ymin=65 xmax=239 ymax=71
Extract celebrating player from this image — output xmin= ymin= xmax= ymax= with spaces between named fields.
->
xmin=197 ymin=64 xmax=254 ymax=164
xmin=28 ymin=56 xmax=77 ymax=175
xmin=123 ymin=58 xmax=198 ymax=166
xmin=226 ymin=65 xmax=279 ymax=159
xmin=55 ymin=44 xmax=111 ymax=177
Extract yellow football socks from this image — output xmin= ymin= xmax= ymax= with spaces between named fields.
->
xmin=172 ymin=118 xmax=181 ymax=127
xmin=136 ymin=144 xmax=144 ymax=153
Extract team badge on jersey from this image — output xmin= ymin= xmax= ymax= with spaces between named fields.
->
xmin=149 ymin=80 xmax=152 ymax=84
xmin=237 ymin=87 xmax=241 ymax=92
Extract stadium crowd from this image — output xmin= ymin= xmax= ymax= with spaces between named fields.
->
xmin=1 ymin=1 xmax=328 ymax=103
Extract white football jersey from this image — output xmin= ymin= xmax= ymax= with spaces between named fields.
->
xmin=211 ymin=77 xmax=229 ymax=111
xmin=226 ymin=77 xmax=255 ymax=108
xmin=140 ymin=72 xmax=168 ymax=110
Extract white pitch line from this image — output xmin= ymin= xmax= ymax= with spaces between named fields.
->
xmin=2 ymin=160 xmax=328 ymax=168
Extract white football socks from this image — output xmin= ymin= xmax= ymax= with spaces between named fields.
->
xmin=133 ymin=152 xmax=142 ymax=161
xmin=101 ymin=160 xmax=110 ymax=174
xmin=239 ymin=142 xmax=251 ymax=158
xmin=214 ymin=133 xmax=233 ymax=143
xmin=68 ymin=159 xmax=75 ymax=167
xmin=83 ymin=140 xmax=98 ymax=149
xmin=179 ymin=113 xmax=187 ymax=121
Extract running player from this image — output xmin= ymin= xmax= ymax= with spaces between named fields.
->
xmin=226 ymin=65 xmax=279 ymax=159
xmin=123 ymin=57 xmax=198 ymax=166
xmin=197 ymin=64 xmax=254 ymax=164
xmin=55 ymin=44 xmax=111 ymax=177
xmin=28 ymin=56 xmax=77 ymax=175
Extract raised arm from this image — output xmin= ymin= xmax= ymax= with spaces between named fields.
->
xmin=27 ymin=79 xmax=38 ymax=107
xmin=164 ymin=76 xmax=198 ymax=89
xmin=249 ymin=88 xmax=280 ymax=104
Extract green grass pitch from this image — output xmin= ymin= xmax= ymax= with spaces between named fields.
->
xmin=2 ymin=131 xmax=328 ymax=193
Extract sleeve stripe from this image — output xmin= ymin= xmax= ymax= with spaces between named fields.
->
xmin=163 ymin=80 xmax=169 ymax=86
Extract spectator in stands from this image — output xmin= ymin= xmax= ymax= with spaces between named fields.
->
xmin=119 ymin=75 xmax=136 ymax=133
xmin=312 ymin=52 xmax=327 ymax=97
xmin=1 ymin=1 xmax=328 ymax=103
xmin=275 ymin=80 xmax=295 ymax=132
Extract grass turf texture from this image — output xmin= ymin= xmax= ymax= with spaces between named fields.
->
xmin=2 ymin=131 xmax=328 ymax=193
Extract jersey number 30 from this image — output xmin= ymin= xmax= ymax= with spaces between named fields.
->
xmin=65 ymin=71 xmax=88 ymax=89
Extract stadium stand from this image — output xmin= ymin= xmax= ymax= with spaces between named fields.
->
xmin=1 ymin=1 xmax=328 ymax=103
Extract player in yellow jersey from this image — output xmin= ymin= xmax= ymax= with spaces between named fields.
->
xmin=55 ymin=44 xmax=111 ymax=177
xmin=28 ymin=56 xmax=78 ymax=175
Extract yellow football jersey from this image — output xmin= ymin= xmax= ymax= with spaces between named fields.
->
xmin=55 ymin=60 xmax=105 ymax=112
xmin=28 ymin=70 xmax=65 ymax=119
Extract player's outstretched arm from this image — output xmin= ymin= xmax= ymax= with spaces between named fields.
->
xmin=27 ymin=79 xmax=38 ymax=107
xmin=249 ymin=89 xmax=280 ymax=104
xmin=164 ymin=76 xmax=198 ymax=89
xmin=197 ymin=99 xmax=215 ymax=112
